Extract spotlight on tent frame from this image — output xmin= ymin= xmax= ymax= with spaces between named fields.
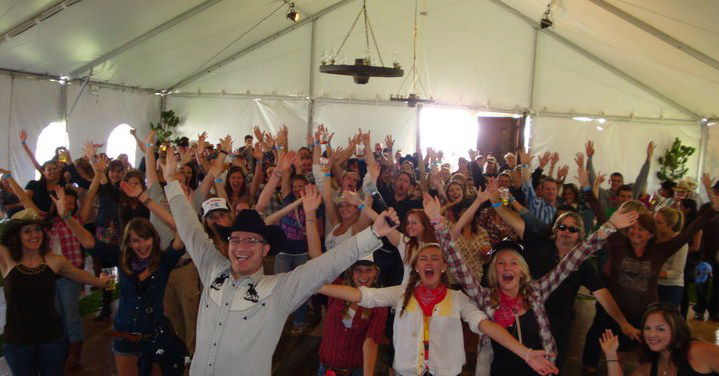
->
xmin=286 ymin=3 xmax=300 ymax=22
xmin=540 ymin=4 xmax=553 ymax=29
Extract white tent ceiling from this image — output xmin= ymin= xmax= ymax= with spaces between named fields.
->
xmin=0 ymin=0 xmax=717 ymax=120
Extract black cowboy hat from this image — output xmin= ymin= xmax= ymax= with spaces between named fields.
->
xmin=488 ymin=237 xmax=524 ymax=256
xmin=215 ymin=209 xmax=286 ymax=255
xmin=0 ymin=209 xmax=49 ymax=246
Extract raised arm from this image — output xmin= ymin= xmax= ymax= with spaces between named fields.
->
xmin=0 ymin=169 xmax=42 ymax=214
xmin=632 ymin=141 xmax=654 ymax=198
xmin=301 ymin=184 xmax=323 ymax=259
xmin=317 ymin=284 xmax=362 ymax=302
xmin=79 ymin=149 xmax=107 ymax=223
xmin=255 ymin=151 xmax=295 ymax=214
xmin=450 ymin=186 xmax=490 ymax=239
xmin=122 ymin=181 xmax=177 ymax=231
xmin=263 ymin=197 xmax=301 ymax=225
xmin=424 ymin=194 xmax=484 ymax=305
xmin=18 ymin=130 xmax=43 ymax=173
xmin=322 ymin=172 xmax=339 ymax=227
xmin=50 ymin=186 xmax=95 ymax=249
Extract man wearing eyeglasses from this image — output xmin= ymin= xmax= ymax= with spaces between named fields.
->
xmin=161 ymin=151 xmax=400 ymax=376
xmin=490 ymin=170 xmax=638 ymax=370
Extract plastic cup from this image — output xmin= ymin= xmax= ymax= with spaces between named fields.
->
xmin=102 ymin=267 xmax=118 ymax=291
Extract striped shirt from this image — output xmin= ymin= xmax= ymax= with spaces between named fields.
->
xmin=522 ymin=181 xmax=557 ymax=225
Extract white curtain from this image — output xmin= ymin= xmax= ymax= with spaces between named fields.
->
xmin=530 ymin=116 xmax=702 ymax=193
xmin=0 ymin=75 xmax=11 ymax=171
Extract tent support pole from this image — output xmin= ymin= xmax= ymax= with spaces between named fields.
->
xmin=697 ymin=121 xmax=709 ymax=179
xmin=587 ymin=0 xmax=719 ymax=72
xmin=68 ymin=0 xmax=227 ymax=79
xmin=484 ymin=0 xmax=702 ymax=120
xmin=306 ymin=20 xmax=317 ymax=139
xmin=167 ymin=0 xmax=354 ymax=92
xmin=528 ymin=28 xmax=539 ymax=110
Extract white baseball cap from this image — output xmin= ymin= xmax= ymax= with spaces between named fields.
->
xmin=201 ymin=197 xmax=231 ymax=219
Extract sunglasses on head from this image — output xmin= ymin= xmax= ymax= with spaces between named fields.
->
xmin=557 ymin=224 xmax=580 ymax=233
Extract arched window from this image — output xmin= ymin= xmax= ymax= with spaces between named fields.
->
xmin=106 ymin=124 xmax=137 ymax=168
xmin=35 ymin=121 xmax=70 ymax=179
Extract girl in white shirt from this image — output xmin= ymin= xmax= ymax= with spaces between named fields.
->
xmin=319 ymin=243 xmax=558 ymax=376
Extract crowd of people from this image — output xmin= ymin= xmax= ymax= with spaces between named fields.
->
xmin=0 ymin=124 xmax=718 ymax=376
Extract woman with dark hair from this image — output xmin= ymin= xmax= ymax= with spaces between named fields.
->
xmin=447 ymin=195 xmax=492 ymax=281
xmin=225 ymin=166 xmax=249 ymax=209
xmin=316 ymin=260 xmax=388 ymax=376
xmin=600 ymin=302 xmax=719 ymax=376
xmin=24 ymin=161 xmax=63 ymax=213
xmin=181 ymin=162 xmax=198 ymax=191
xmin=0 ymin=202 xmax=108 ymax=375
xmin=318 ymin=243 xmax=559 ymax=376
xmin=77 ymin=217 xmax=185 ymax=375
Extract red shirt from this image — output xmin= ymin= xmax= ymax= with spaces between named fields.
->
xmin=318 ymin=296 xmax=388 ymax=369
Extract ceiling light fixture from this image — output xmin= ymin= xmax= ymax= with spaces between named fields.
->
xmin=286 ymin=2 xmax=299 ymax=22
xmin=540 ymin=3 xmax=553 ymax=29
xmin=319 ymin=0 xmax=403 ymax=84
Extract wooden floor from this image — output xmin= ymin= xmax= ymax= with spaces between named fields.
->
xmin=1 ymin=297 xmax=717 ymax=375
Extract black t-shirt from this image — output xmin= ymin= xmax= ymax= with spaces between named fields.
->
xmin=24 ymin=180 xmax=53 ymax=213
xmin=521 ymin=228 xmax=603 ymax=322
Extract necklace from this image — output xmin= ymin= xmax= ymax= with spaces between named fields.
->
xmin=663 ymin=356 xmax=674 ymax=376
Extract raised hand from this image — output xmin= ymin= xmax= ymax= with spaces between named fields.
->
xmin=557 ymin=165 xmax=569 ymax=181
xmin=468 ymin=148 xmax=478 ymax=161
xmin=518 ymin=148 xmax=533 ymax=166
xmin=486 ymin=177 xmax=500 ymax=202
xmin=252 ymin=142 xmax=264 ymax=160
xmin=585 ymin=140 xmax=595 ymax=158
xmin=384 ymin=135 xmax=394 ymax=150
xmin=574 ymin=152 xmax=584 ymax=169
xmin=120 ymin=181 xmax=143 ymax=198
xmin=301 ymin=184 xmax=322 ymax=213
xmin=422 ymin=193 xmax=443 ymax=221
xmin=50 ymin=186 xmax=68 ymax=217
xmin=19 ymin=130 xmax=28 ymax=143
xmin=219 ymin=135 xmax=233 ymax=154
xmin=594 ymin=172 xmax=606 ymax=190
xmin=91 ymin=154 xmax=108 ymax=174
xmin=538 ymin=152 xmax=552 ymax=169
xmin=371 ymin=208 xmax=400 ymax=237
xmin=276 ymin=151 xmax=296 ymax=173
xmin=162 ymin=147 xmax=179 ymax=182
xmin=646 ymin=141 xmax=656 ymax=161
xmin=253 ymin=126 xmax=263 ymax=141
xmin=525 ymin=350 xmax=559 ymax=376
xmin=549 ymin=152 xmax=559 ymax=167
xmin=599 ymin=329 xmax=619 ymax=357
xmin=145 ymin=130 xmax=157 ymax=149
xmin=83 ymin=140 xmax=98 ymax=161
xmin=609 ymin=209 xmax=639 ymax=229
xmin=575 ymin=166 xmax=590 ymax=188
xmin=196 ymin=132 xmax=207 ymax=152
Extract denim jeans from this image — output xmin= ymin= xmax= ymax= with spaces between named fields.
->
xmin=658 ymin=285 xmax=684 ymax=309
xmin=274 ymin=253 xmax=309 ymax=325
xmin=54 ymin=277 xmax=84 ymax=343
xmin=4 ymin=337 xmax=67 ymax=376
xmin=317 ymin=362 xmax=363 ymax=376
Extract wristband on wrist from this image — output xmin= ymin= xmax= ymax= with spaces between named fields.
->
xmin=220 ymin=150 xmax=228 ymax=155
xmin=314 ymin=141 xmax=320 ymax=146
xmin=524 ymin=348 xmax=532 ymax=362
xmin=323 ymin=173 xmax=331 ymax=177
xmin=357 ymin=204 xmax=365 ymax=211
xmin=214 ymin=178 xmax=223 ymax=183
xmin=1 ymin=173 xmax=11 ymax=181
xmin=61 ymin=212 xmax=72 ymax=221
xmin=581 ymin=186 xmax=592 ymax=192
xmin=491 ymin=202 xmax=502 ymax=208
xmin=21 ymin=140 xmax=26 ymax=145
xmin=142 ymin=196 xmax=152 ymax=206
xmin=145 ymin=143 xmax=153 ymax=148
xmin=605 ymin=359 xmax=618 ymax=363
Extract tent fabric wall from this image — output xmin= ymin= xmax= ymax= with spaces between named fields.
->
xmin=529 ymin=116 xmax=702 ymax=193
xmin=167 ymin=96 xmax=309 ymax=150
xmin=8 ymin=78 xmax=63 ymax=186
xmin=0 ymin=75 xmax=11 ymax=171
xmin=66 ymin=85 xmax=160 ymax=166
xmin=706 ymin=125 xmax=719 ymax=180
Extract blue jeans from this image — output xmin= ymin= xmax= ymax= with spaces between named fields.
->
xmin=658 ymin=284 xmax=684 ymax=309
xmin=4 ymin=337 xmax=67 ymax=376
xmin=274 ymin=253 xmax=309 ymax=325
xmin=54 ymin=277 xmax=84 ymax=343
xmin=317 ymin=362 xmax=363 ymax=376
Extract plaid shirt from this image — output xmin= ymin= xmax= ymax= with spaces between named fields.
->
xmin=48 ymin=215 xmax=85 ymax=268
xmin=431 ymin=219 xmax=614 ymax=373
xmin=521 ymin=181 xmax=557 ymax=225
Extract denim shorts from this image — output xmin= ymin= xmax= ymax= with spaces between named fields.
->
xmin=112 ymin=337 xmax=148 ymax=356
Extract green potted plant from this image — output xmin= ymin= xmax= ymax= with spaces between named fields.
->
xmin=656 ymin=137 xmax=695 ymax=181
xmin=149 ymin=110 xmax=181 ymax=144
